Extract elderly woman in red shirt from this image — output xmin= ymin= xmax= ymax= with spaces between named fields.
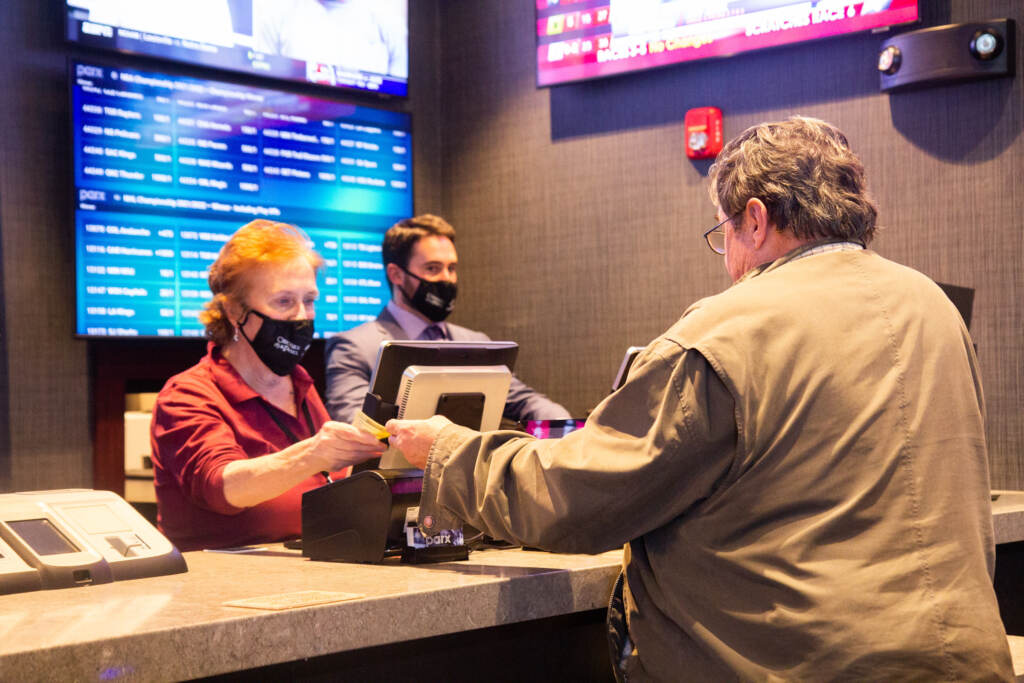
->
xmin=151 ymin=220 xmax=383 ymax=551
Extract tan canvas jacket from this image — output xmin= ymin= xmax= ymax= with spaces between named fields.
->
xmin=418 ymin=247 xmax=1012 ymax=681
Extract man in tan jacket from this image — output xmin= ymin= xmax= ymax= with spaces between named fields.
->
xmin=387 ymin=117 xmax=1012 ymax=681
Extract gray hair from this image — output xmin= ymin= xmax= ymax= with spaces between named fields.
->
xmin=708 ymin=116 xmax=878 ymax=245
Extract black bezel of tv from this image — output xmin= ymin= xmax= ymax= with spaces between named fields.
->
xmin=64 ymin=1 xmax=409 ymax=98
xmin=69 ymin=56 xmax=414 ymax=339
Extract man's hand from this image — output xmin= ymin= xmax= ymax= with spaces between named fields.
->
xmin=385 ymin=415 xmax=453 ymax=469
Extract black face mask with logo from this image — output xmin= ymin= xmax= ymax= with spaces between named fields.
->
xmin=238 ymin=309 xmax=315 ymax=376
xmin=400 ymin=267 xmax=457 ymax=322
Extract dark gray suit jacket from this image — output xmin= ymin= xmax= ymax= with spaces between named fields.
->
xmin=324 ymin=308 xmax=570 ymax=424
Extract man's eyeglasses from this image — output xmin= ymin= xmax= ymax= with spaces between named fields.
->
xmin=703 ymin=211 xmax=742 ymax=255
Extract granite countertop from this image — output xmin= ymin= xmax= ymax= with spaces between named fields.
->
xmin=992 ymin=490 xmax=1024 ymax=545
xmin=5 ymin=494 xmax=1019 ymax=681
xmin=0 ymin=545 xmax=623 ymax=681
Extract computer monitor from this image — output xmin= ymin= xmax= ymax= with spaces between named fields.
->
xmin=367 ymin=340 xmax=519 ymax=407
xmin=395 ymin=365 xmax=511 ymax=428
xmin=363 ymin=340 xmax=519 ymax=469
xmin=937 ymin=282 xmax=974 ymax=330
xmin=612 ymin=346 xmax=646 ymax=392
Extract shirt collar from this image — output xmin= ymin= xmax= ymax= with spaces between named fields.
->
xmin=735 ymin=239 xmax=865 ymax=285
xmin=204 ymin=341 xmax=314 ymax=406
xmin=386 ymin=300 xmax=448 ymax=339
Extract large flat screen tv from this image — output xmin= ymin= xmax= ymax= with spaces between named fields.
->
xmin=536 ymin=0 xmax=919 ymax=87
xmin=66 ymin=1 xmax=408 ymax=97
xmin=71 ymin=60 xmax=413 ymax=338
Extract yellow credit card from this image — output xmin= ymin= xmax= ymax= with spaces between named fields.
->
xmin=352 ymin=410 xmax=390 ymax=440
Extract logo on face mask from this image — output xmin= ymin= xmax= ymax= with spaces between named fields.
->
xmin=273 ymin=336 xmax=304 ymax=356
xmin=400 ymin=267 xmax=457 ymax=322
xmin=238 ymin=310 xmax=314 ymax=376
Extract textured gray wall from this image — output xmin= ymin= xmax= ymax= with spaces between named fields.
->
xmin=436 ymin=1 xmax=1024 ymax=488
xmin=408 ymin=0 xmax=444 ymax=215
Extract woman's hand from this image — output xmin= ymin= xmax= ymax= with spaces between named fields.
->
xmin=223 ymin=422 xmax=383 ymax=508
xmin=385 ymin=415 xmax=453 ymax=469
xmin=308 ymin=421 xmax=386 ymax=473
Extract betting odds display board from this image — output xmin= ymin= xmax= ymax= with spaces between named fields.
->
xmin=72 ymin=61 xmax=413 ymax=338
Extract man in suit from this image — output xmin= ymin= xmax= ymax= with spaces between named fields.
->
xmin=324 ymin=214 xmax=570 ymax=424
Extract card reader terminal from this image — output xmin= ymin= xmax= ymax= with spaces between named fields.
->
xmin=0 ymin=534 xmax=42 ymax=594
xmin=0 ymin=489 xmax=186 ymax=594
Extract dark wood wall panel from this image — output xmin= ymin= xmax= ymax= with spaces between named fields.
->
xmin=438 ymin=1 xmax=1024 ymax=487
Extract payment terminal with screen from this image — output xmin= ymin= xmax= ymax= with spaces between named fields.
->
xmin=0 ymin=489 xmax=186 ymax=594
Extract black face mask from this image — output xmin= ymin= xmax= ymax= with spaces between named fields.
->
xmin=238 ymin=309 xmax=315 ymax=376
xmin=400 ymin=267 xmax=457 ymax=322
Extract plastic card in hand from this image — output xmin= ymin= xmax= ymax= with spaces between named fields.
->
xmin=352 ymin=410 xmax=390 ymax=440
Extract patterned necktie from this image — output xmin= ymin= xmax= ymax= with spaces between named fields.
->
xmin=421 ymin=324 xmax=446 ymax=340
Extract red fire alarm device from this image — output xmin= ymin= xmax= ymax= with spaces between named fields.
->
xmin=684 ymin=107 xmax=723 ymax=160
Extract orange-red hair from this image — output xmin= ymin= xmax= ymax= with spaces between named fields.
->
xmin=200 ymin=220 xmax=324 ymax=345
